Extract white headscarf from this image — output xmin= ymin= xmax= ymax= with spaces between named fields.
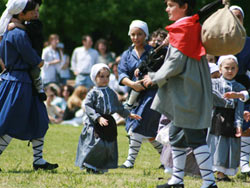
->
xmin=90 ymin=63 xmax=110 ymax=85
xmin=0 ymin=0 xmax=28 ymax=36
xmin=217 ymin=55 xmax=238 ymax=67
xmin=209 ymin=63 xmax=219 ymax=74
xmin=128 ymin=20 xmax=149 ymax=39
xmin=230 ymin=5 xmax=244 ymax=19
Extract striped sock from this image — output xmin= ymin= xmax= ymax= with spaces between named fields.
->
xmin=32 ymin=138 xmax=46 ymax=165
xmin=240 ymin=137 xmax=250 ymax=173
xmin=0 ymin=135 xmax=12 ymax=155
xmin=149 ymin=139 xmax=163 ymax=154
xmin=123 ymin=135 xmax=142 ymax=167
xmin=194 ymin=145 xmax=216 ymax=188
xmin=168 ymin=147 xmax=186 ymax=185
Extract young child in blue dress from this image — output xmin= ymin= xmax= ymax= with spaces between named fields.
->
xmin=75 ymin=63 xmax=141 ymax=174
xmin=207 ymin=55 xmax=245 ymax=181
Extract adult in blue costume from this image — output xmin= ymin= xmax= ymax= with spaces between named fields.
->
xmin=0 ymin=0 xmax=58 ymax=171
xmin=230 ymin=5 xmax=250 ymax=177
xmin=118 ymin=20 xmax=162 ymax=168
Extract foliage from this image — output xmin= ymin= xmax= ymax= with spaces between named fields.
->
xmin=0 ymin=125 xmax=249 ymax=187
xmin=0 ymin=0 xmax=249 ymax=55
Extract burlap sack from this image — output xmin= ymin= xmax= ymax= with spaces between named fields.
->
xmin=201 ymin=5 xmax=246 ymax=56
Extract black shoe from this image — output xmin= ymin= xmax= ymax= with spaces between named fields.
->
xmin=156 ymin=183 xmax=184 ymax=188
xmin=38 ymin=92 xmax=47 ymax=101
xmin=33 ymin=162 xmax=58 ymax=171
xmin=216 ymin=175 xmax=231 ymax=182
xmin=241 ymin=171 xmax=250 ymax=177
xmin=86 ymin=167 xmax=104 ymax=174
xmin=207 ymin=185 xmax=218 ymax=188
xmin=159 ymin=164 xmax=164 ymax=169
xmin=119 ymin=164 xmax=134 ymax=169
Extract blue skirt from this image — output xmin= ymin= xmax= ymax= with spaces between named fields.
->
xmin=126 ymin=88 xmax=161 ymax=137
xmin=0 ymin=80 xmax=49 ymax=140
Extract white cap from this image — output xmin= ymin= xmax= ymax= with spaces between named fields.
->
xmin=217 ymin=55 xmax=238 ymax=67
xmin=90 ymin=63 xmax=110 ymax=85
xmin=128 ymin=20 xmax=149 ymax=39
xmin=0 ymin=0 xmax=28 ymax=36
xmin=230 ymin=5 xmax=244 ymax=18
xmin=209 ymin=63 xmax=219 ymax=74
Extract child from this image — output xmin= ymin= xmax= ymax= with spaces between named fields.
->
xmin=143 ymin=0 xmax=225 ymax=187
xmin=124 ymin=29 xmax=168 ymax=110
xmin=7 ymin=0 xmax=46 ymax=101
xmin=207 ymin=55 xmax=245 ymax=181
xmin=75 ymin=63 xmax=141 ymax=173
xmin=209 ymin=63 xmax=220 ymax=79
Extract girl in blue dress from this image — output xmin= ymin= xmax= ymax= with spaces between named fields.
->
xmin=0 ymin=0 xmax=58 ymax=171
xmin=118 ymin=20 xmax=162 ymax=168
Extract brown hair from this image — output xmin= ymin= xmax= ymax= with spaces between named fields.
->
xmin=67 ymin=86 xmax=88 ymax=110
xmin=164 ymin=0 xmax=196 ymax=16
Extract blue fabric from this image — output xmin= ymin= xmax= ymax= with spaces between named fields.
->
xmin=75 ymin=74 xmax=94 ymax=89
xmin=118 ymin=45 xmax=161 ymax=137
xmin=236 ymin=37 xmax=250 ymax=76
xmin=0 ymin=28 xmax=48 ymax=140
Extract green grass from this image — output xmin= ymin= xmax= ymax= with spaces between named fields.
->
xmin=0 ymin=124 xmax=249 ymax=188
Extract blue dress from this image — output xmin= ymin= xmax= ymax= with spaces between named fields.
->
xmin=0 ymin=28 xmax=49 ymax=140
xmin=118 ymin=45 xmax=161 ymax=137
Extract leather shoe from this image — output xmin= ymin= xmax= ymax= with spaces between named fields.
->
xmin=33 ymin=162 xmax=58 ymax=171
xmin=156 ymin=183 xmax=184 ymax=188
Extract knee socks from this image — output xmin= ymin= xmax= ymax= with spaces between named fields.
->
xmin=149 ymin=139 xmax=163 ymax=154
xmin=32 ymin=138 xmax=46 ymax=165
xmin=168 ymin=147 xmax=186 ymax=185
xmin=0 ymin=135 xmax=12 ymax=155
xmin=240 ymin=137 xmax=250 ymax=173
xmin=193 ymin=145 xmax=216 ymax=188
xmin=123 ymin=134 xmax=142 ymax=167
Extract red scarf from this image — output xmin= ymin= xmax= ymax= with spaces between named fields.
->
xmin=165 ymin=14 xmax=206 ymax=61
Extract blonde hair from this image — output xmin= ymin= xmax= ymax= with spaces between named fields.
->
xmin=67 ymin=86 xmax=88 ymax=110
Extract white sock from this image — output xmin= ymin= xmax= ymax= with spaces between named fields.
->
xmin=168 ymin=147 xmax=186 ymax=185
xmin=149 ymin=139 xmax=163 ymax=154
xmin=32 ymin=138 xmax=46 ymax=165
xmin=193 ymin=145 xmax=216 ymax=188
xmin=0 ymin=135 xmax=12 ymax=155
xmin=123 ymin=135 xmax=142 ymax=167
xmin=240 ymin=137 xmax=250 ymax=173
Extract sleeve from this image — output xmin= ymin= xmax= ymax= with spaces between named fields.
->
xmin=41 ymin=48 xmax=50 ymax=66
xmin=148 ymin=46 xmax=186 ymax=88
xmin=110 ymin=89 xmax=130 ymax=118
xmin=70 ymin=49 xmax=77 ymax=72
xmin=239 ymin=90 xmax=249 ymax=102
xmin=84 ymin=91 xmax=101 ymax=122
xmin=14 ymin=30 xmax=42 ymax=67
xmin=234 ymin=100 xmax=244 ymax=128
xmin=118 ymin=50 xmax=131 ymax=85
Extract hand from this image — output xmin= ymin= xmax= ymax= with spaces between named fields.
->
xmin=132 ymin=80 xmax=145 ymax=92
xmin=98 ymin=117 xmax=109 ymax=126
xmin=224 ymin=92 xmax=244 ymax=100
xmin=162 ymin=35 xmax=169 ymax=46
xmin=235 ymin=127 xmax=242 ymax=137
xmin=7 ymin=23 xmax=16 ymax=31
xmin=244 ymin=111 xmax=250 ymax=122
xmin=49 ymin=59 xmax=60 ymax=65
xmin=129 ymin=113 xmax=142 ymax=120
xmin=143 ymin=75 xmax=153 ymax=88
xmin=134 ymin=68 xmax=140 ymax=77
xmin=222 ymin=0 xmax=230 ymax=5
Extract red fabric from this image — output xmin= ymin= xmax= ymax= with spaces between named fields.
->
xmin=165 ymin=14 xmax=206 ymax=61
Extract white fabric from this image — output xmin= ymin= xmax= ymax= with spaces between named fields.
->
xmin=217 ymin=55 xmax=238 ymax=67
xmin=239 ymin=90 xmax=249 ymax=102
xmin=240 ymin=137 xmax=250 ymax=173
xmin=230 ymin=5 xmax=245 ymax=18
xmin=90 ymin=63 xmax=110 ymax=85
xmin=209 ymin=63 xmax=219 ymax=74
xmin=0 ymin=0 xmax=28 ymax=36
xmin=128 ymin=20 xmax=149 ymax=39
xmin=71 ymin=46 xmax=99 ymax=74
xmin=109 ymin=73 xmax=127 ymax=94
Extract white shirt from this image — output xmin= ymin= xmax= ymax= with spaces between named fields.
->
xmin=41 ymin=46 xmax=61 ymax=84
xmin=109 ymin=73 xmax=127 ymax=94
xmin=71 ymin=46 xmax=99 ymax=74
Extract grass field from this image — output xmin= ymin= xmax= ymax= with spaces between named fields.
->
xmin=0 ymin=124 xmax=249 ymax=188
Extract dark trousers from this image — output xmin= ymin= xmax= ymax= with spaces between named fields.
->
xmin=169 ymin=124 xmax=207 ymax=149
